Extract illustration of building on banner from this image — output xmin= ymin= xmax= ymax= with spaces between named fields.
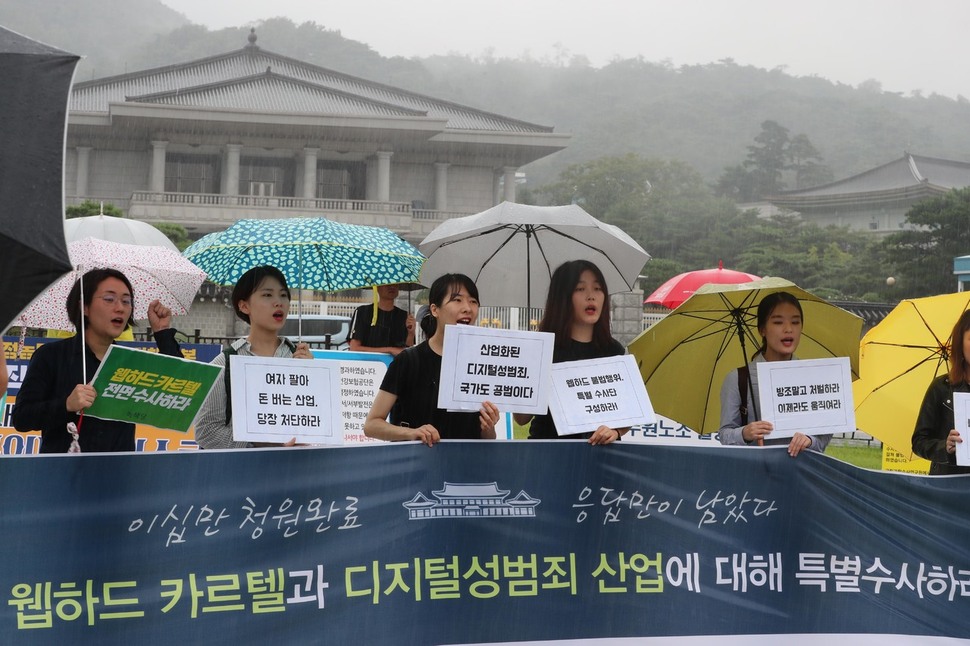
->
xmin=403 ymin=482 xmax=541 ymax=520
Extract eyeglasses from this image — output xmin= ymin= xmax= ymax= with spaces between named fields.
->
xmin=96 ymin=294 xmax=133 ymax=307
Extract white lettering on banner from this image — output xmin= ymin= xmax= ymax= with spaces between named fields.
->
xmin=127 ymin=496 xmax=362 ymax=547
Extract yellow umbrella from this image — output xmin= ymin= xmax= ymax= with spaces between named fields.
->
xmin=629 ymin=277 xmax=862 ymax=435
xmin=853 ymin=291 xmax=970 ymax=456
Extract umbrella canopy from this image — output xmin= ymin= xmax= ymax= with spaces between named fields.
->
xmin=645 ymin=262 xmax=760 ymax=309
xmin=853 ymin=291 xmax=970 ymax=457
xmin=418 ymin=202 xmax=649 ymax=309
xmin=182 ymin=217 xmax=424 ymax=291
xmin=16 ymin=237 xmax=207 ymax=331
xmin=0 ymin=26 xmax=79 ymax=330
xmin=629 ymin=277 xmax=862 ymax=435
xmin=65 ymin=214 xmax=178 ymax=251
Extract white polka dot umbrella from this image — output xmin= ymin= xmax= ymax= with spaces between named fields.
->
xmin=16 ymin=237 xmax=207 ymax=331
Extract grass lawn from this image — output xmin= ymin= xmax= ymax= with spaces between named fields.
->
xmin=825 ymin=442 xmax=883 ymax=470
xmin=514 ymin=420 xmax=884 ymax=470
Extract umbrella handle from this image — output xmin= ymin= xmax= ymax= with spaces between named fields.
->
xmin=732 ymin=307 xmax=760 ymax=421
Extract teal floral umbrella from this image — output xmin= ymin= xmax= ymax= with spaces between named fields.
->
xmin=183 ymin=218 xmax=425 ymax=292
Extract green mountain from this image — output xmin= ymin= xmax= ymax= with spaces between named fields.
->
xmin=3 ymin=2 xmax=969 ymax=189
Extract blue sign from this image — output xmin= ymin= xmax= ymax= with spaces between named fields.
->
xmin=0 ymin=443 xmax=967 ymax=643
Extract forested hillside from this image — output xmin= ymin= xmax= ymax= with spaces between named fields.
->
xmin=3 ymin=5 xmax=968 ymax=188
xmin=4 ymin=4 xmax=970 ymax=298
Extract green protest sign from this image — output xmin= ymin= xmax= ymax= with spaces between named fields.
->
xmin=85 ymin=345 xmax=222 ymax=432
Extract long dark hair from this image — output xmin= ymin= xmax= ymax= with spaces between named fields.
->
xmin=66 ymin=268 xmax=135 ymax=331
xmin=948 ymin=309 xmax=970 ymax=384
xmin=754 ymin=291 xmax=803 ymax=358
xmin=424 ymin=273 xmax=479 ymax=339
xmin=539 ymin=260 xmax=613 ymax=350
xmin=232 ymin=265 xmax=290 ymax=324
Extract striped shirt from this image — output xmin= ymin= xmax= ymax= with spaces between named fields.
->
xmin=193 ymin=337 xmax=298 ymax=450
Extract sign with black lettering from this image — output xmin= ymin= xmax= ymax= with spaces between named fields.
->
xmin=548 ymin=355 xmax=656 ymax=436
xmin=438 ymin=325 xmax=554 ymax=415
xmin=230 ymin=355 xmax=341 ymax=445
xmin=757 ymin=357 xmax=855 ymax=438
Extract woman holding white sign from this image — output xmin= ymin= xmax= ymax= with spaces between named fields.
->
xmin=911 ymin=310 xmax=970 ymax=475
xmin=13 ymin=268 xmax=183 ymax=453
xmin=194 ymin=265 xmax=312 ymax=450
xmin=517 ymin=260 xmax=626 ymax=444
xmin=364 ymin=273 xmax=500 ymax=445
xmin=717 ymin=291 xmax=830 ymax=457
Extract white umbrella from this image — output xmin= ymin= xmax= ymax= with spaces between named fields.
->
xmin=16 ymin=237 xmax=206 ymax=331
xmin=64 ymin=213 xmax=178 ymax=251
xmin=418 ymin=202 xmax=650 ymax=310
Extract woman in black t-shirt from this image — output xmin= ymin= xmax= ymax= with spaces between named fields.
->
xmin=363 ymin=273 xmax=500 ymax=446
xmin=517 ymin=260 xmax=626 ymax=444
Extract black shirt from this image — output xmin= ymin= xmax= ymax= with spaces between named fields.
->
xmin=380 ymin=341 xmax=483 ymax=439
xmin=350 ymin=304 xmax=409 ymax=348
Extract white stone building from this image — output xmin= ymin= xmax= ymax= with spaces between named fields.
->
xmin=767 ymin=153 xmax=970 ymax=234
xmin=65 ymin=29 xmax=570 ymax=246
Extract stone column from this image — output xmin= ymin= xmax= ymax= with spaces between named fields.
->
xmin=303 ymin=147 xmax=319 ymax=199
xmin=433 ymin=162 xmax=450 ymax=212
xmin=503 ymin=166 xmax=518 ymax=203
xmin=376 ymin=151 xmax=393 ymax=203
xmin=609 ymin=288 xmax=645 ymax=348
xmin=492 ymin=170 xmax=502 ymax=205
xmin=75 ymin=146 xmax=91 ymax=197
xmin=225 ymin=144 xmax=242 ymax=196
xmin=150 ymin=140 xmax=168 ymax=193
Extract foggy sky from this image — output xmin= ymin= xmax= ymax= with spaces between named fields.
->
xmin=160 ymin=0 xmax=970 ymax=99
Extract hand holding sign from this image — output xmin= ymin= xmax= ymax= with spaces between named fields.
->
xmin=949 ymin=393 xmax=970 ymax=467
xmin=756 ymin=357 xmax=855 ymax=440
xmin=548 ymin=355 xmax=656 ymax=438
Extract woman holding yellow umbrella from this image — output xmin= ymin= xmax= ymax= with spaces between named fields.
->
xmin=912 ymin=310 xmax=970 ymax=475
xmin=717 ymin=291 xmax=831 ymax=457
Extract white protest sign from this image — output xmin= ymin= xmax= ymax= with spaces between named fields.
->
xmin=438 ymin=325 xmax=554 ymax=415
xmin=313 ymin=349 xmax=389 ymax=444
xmin=230 ymin=355 xmax=342 ymax=445
xmin=548 ymin=354 xmax=656 ymax=436
xmin=951 ymin=392 xmax=970 ymax=467
xmin=757 ymin=357 xmax=855 ymax=439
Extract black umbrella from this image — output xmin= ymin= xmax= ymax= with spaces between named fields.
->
xmin=0 ymin=26 xmax=78 ymax=330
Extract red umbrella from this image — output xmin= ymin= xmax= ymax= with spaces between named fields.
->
xmin=644 ymin=261 xmax=760 ymax=309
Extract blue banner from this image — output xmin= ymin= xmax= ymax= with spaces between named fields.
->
xmin=0 ymin=443 xmax=967 ymax=643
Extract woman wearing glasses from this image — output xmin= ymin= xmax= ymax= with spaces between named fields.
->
xmin=13 ymin=268 xmax=183 ymax=453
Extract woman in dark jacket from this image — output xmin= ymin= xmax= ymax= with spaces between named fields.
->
xmin=912 ymin=309 xmax=970 ymax=474
xmin=13 ymin=268 xmax=182 ymax=453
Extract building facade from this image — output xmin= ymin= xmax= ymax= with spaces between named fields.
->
xmin=767 ymin=153 xmax=970 ymax=234
xmin=65 ymin=29 xmax=570 ymax=246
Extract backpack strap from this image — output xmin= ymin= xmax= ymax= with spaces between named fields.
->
xmin=737 ymin=365 xmax=749 ymax=427
xmin=222 ymin=337 xmax=297 ymax=425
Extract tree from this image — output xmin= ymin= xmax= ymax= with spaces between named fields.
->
xmin=716 ymin=123 xmax=832 ymax=199
xmin=714 ymin=164 xmax=758 ymax=202
xmin=153 ymin=223 xmax=193 ymax=251
xmin=66 ymin=200 xmax=123 ymax=218
xmin=744 ymin=120 xmax=790 ymax=197
xmin=880 ymin=187 xmax=970 ymax=298
xmin=787 ymin=134 xmax=833 ymax=189
xmin=537 ymin=154 xmax=735 ymax=265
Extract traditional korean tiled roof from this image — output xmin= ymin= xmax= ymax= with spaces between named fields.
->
xmin=771 ymin=153 xmax=970 ymax=201
xmin=432 ymin=482 xmax=510 ymax=498
xmin=127 ymin=69 xmax=426 ymax=117
xmin=71 ymin=30 xmax=555 ymax=134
